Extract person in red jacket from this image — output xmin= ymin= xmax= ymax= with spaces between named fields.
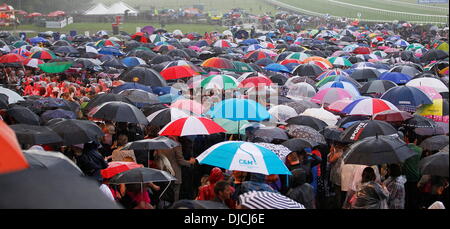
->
xmin=196 ymin=167 xmax=224 ymax=201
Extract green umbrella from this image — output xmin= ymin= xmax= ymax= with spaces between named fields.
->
xmin=133 ymin=46 xmax=153 ymax=52
xmin=213 ymin=118 xmax=249 ymax=135
xmin=12 ymin=40 xmax=29 ymax=48
xmin=38 ymin=62 xmax=73 ymax=73
xmin=201 ymin=74 xmax=239 ymax=90
xmin=228 ymin=61 xmax=255 ymax=73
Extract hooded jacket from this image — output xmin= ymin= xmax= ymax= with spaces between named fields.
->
xmin=75 ymin=141 xmax=108 ymax=183
xmin=286 ymin=168 xmax=316 ymax=209
xmin=196 ymin=167 xmax=225 ymax=201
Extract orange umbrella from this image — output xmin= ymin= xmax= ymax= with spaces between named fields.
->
xmin=0 ymin=120 xmax=29 ymax=174
xmin=303 ymin=56 xmax=332 ymax=67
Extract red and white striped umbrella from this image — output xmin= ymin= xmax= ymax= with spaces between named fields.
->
xmin=159 ymin=116 xmax=226 ymax=136
xmin=23 ymin=58 xmax=44 ymax=68
xmin=342 ymin=98 xmax=399 ymax=116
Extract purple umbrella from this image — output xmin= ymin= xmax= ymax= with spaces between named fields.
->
xmin=141 ymin=26 xmax=155 ymax=35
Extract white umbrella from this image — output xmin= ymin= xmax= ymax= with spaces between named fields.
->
xmin=268 ymin=105 xmax=298 ymax=123
xmin=0 ymin=87 xmax=25 ymax=104
xmin=406 ymin=78 xmax=449 ymax=93
xmin=301 ymin=107 xmax=339 ymax=127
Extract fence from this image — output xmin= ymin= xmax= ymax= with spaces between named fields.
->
xmin=45 ymin=17 xmax=74 ymax=28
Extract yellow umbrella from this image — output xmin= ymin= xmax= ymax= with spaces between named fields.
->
xmin=416 ymin=99 xmax=445 ymax=116
xmin=437 ymin=42 xmax=449 ymax=52
xmin=438 ymin=66 xmax=448 ymax=76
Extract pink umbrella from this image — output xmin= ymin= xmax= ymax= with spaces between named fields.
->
xmin=188 ymin=46 xmax=202 ymax=52
xmin=310 ymin=88 xmax=353 ymax=105
xmin=170 ymin=99 xmax=205 ymax=115
xmin=326 ymin=98 xmax=354 ymax=112
xmin=385 ymin=48 xmax=400 ymax=53
xmin=415 ymin=86 xmax=442 ymax=100
xmin=377 ymin=46 xmax=390 ymax=50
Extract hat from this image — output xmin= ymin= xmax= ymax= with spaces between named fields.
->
xmin=73 ymin=144 xmax=84 ymax=149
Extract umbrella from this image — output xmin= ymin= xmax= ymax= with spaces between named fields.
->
xmin=389 ymin=65 xmax=421 ymax=77
xmin=268 ymin=105 xmax=298 ymax=123
xmin=120 ymin=66 xmax=167 ymax=87
xmin=7 ymin=105 xmax=40 ymax=125
xmin=416 ymin=99 xmax=449 ymax=117
xmin=419 ymin=152 xmax=449 ymax=177
xmin=264 ymin=63 xmax=290 ymax=73
xmin=0 ymin=121 xmax=29 ymax=174
xmin=343 ymin=135 xmax=416 ymax=166
xmin=111 ymin=82 xmax=152 ymax=94
xmin=0 ymin=86 xmax=24 ymax=104
xmin=10 ymin=124 xmax=63 ymax=145
xmin=286 ymin=82 xmax=316 ymax=100
xmin=414 ymin=122 xmax=448 ymax=136
xmin=101 ymin=161 xmax=144 ymax=179
xmin=23 ymin=149 xmax=82 ymax=175
xmin=373 ymin=110 xmax=413 ymax=122
xmin=342 ymin=98 xmax=399 ymax=116
xmin=310 ymin=88 xmax=353 ymax=105
xmin=282 ymin=138 xmax=320 ymax=153
xmin=170 ymin=99 xmax=204 ymax=115
xmin=208 ymin=98 xmax=271 ymax=122
xmin=160 ymin=65 xmax=199 ymax=80
xmin=84 ymin=93 xmax=133 ymax=112
xmin=30 ymin=50 xmax=57 ymax=60
xmin=350 ymin=68 xmax=381 ymax=82
xmin=123 ymin=136 xmax=180 ymax=151
xmin=201 ymin=57 xmax=234 ymax=69
xmin=159 ymin=116 xmax=226 ymax=136
xmin=406 ymin=78 xmax=449 ymax=93
xmin=421 ymin=49 xmax=448 ymax=63
xmin=380 ymin=86 xmax=433 ymax=112
xmin=328 ymin=57 xmax=352 ymax=68
xmin=0 ymin=169 xmax=121 ymax=209
xmin=359 ymin=80 xmax=398 ymax=95
xmin=54 ymin=46 xmax=78 ymax=55
xmin=285 ymin=100 xmax=320 ymax=114
xmin=0 ymin=94 xmax=8 ymax=109
xmin=88 ymin=101 xmax=148 ymax=124
xmin=244 ymin=50 xmax=271 ymax=61
xmin=48 ymin=119 xmax=104 ymax=145
xmin=420 ymin=135 xmax=449 ymax=152
xmin=196 ymin=141 xmax=291 ymax=175
xmin=379 ymin=72 xmax=412 ymax=85
xmin=253 ymin=127 xmax=289 ymax=141
xmin=340 ymin=120 xmax=398 ymax=142
xmin=286 ymin=124 xmax=326 ymax=144
xmin=41 ymin=108 xmax=76 ymax=123
xmin=0 ymin=53 xmax=26 ymax=63
xmin=292 ymin=64 xmax=324 ymax=76
xmin=320 ymin=127 xmax=345 ymax=143
xmin=239 ymin=76 xmax=273 ymax=88
xmin=286 ymin=115 xmax=328 ymax=131
xmin=38 ymin=62 xmax=72 ymax=73
xmin=23 ymin=58 xmax=44 ymax=68
xmin=316 ymin=75 xmax=361 ymax=88
xmin=121 ymin=56 xmax=146 ymax=67
xmin=200 ymin=74 xmax=239 ymax=90
xmin=118 ymin=89 xmax=159 ymax=105
xmin=146 ymin=108 xmax=189 ymax=127
xmin=127 ymin=49 xmax=157 ymax=62
xmin=109 ymin=167 xmax=176 ymax=184
xmin=319 ymin=81 xmax=360 ymax=97
xmin=300 ymin=107 xmax=339 ymax=127
xmin=255 ymin=58 xmax=275 ymax=66
xmin=238 ymin=191 xmax=305 ymax=209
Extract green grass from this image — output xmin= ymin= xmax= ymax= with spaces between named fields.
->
xmin=4 ymin=22 xmax=227 ymax=37
xmin=338 ymin=0 xmax=448 ymax=15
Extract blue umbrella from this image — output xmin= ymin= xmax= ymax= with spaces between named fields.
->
xmin=196 ymin=141 xmax=291 ymax=175
xmin=264 ymin=63 xmax=290 ymax=73
xmin=241 ymin=39 xmax=259 ymax=45
xmin=159 ymin=93 xmax=183 ymax=104
xmin=284 ymin=63 xmax=301 ymax=72
xmin=41 ymin=109 xmax=76 ymax=123
xmin=98 ymin=47 xmax=123 ymax=56
xmin=208 ymin=98 xmax=271 ymax=121
xmin=379 ymin=72 xmax=412 ymax=84
xmin=255 ymin=58 xmax=275 ymax=67
xmin=194 ymin=40 xmax=209 ymax=47
xmin=111 ymin=82 xmax=153 ymax=94
xmin=121 ymin=56 xmax=146 ymax=67
xmin=30 ymin=37 xmax=48 ymax=45
xmin=151 ymin=86 xmax=181 ymax=96
xmin=319 ymin=81 xmax=360 ymax=97
xmin=380 ymin=86 xmax=433 ymax=112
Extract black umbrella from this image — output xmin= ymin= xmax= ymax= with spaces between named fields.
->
xmin=276 ymin=51 xmax=293 ymax=62
xmin=52 ymin=40 xmax=71 ymax=47
xmin=109 ymin=167 xmax=176 ymax=184
xmin=287 ymin=45 xmax=306 ymax=52
xmin=141 ymin=103 xmax=168 ymax=116
xmin=89 ymin=101 xmax=148 ymax=124
xmin=167 ymin=49 xmax=190 ymax=59
xmin=6 ymin=105 xmax=40 ymax=125
xmin=286 ymin=115 xmax=328 ymax=131
xmin=23 ymin=149 xmax=83 ymax=175
xmin=84 ymin=93 xmax=133 ymax=112
xmin=127 ymin=49 xmax=157 ymax=62
xmin=350 ymin=68 xmax=381 ymax=82
xmin=340 ymin=120 xmax=398 ymax=142
xmin=414 ymin=123 xmax=448 ymax=136
xmin=348 ymin=56 xmax=365 ymax=64
xmin=118 ymin=89 xmax=159 ymax=105
xmin=292 ymin=64 xmax=324 ymax=76
xmin=146 ymin=107 xmax=189 ymax=127
xmin=0 ymin=169 xmax=120 ymax=209
xmin=120 ymin=66 xmax=167 ymax=87
xmin=359 ymin=80 xmax=398 ymax=95
xmin=54 ymin=46 xmax=79 ymax=55
xmin=320 ymin=127 xmax=345 ymax=143
xmin=343 ymin=135 xmax=416 ymax=166
xmin=286 ymin=124 xmax=326 ymax=144
xmin=269 ymin=73 xmax=288 ymax=86
xmin=48 ymin=119 xmax=104 ymax=145
xmin=282 ymin=138 xmax=319 ymax=152
xmin=102 ymin=58 xmax=127 ymax=69
xmin=0 ymin=93 xmax=8 ymax=109
xmin=150 ymin=55 xmax=174 ymax=65
xmin=389 ymin=65 xmax=421 ymax=77
xmin=336 ymin=115 xmax=371 ymax=128
xmin=253 ymin=127 xmax=289 ymax=142
xmin=181 ymin=48 xmax=199 ymax=59
xmin=10 ymin=124 xmax=63 ymax=145
xmin=419 ymin=151 xmax=449 ymax=177
xmin=421 ymin=49 xmax=449 ymax=63
xmin=419 ymin=135 xmax=449 ymax=152
xmin=123 ymin=136 xmax=180 ymax=151
xmin=285 ymin=100 xmax=320 ymax=114
xmin=403 ymin=114 xmax=436 ymax=128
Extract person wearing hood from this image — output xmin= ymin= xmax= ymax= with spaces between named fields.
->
xmin=239 ymin=173 xmax=276 ymax=194
xmin=286 ymin=168 xmax=316 ymax=209
xmin=75 ymin=141 xmax=108 ymax=183
xmin=383 ymin=164 xmax=406 ymax=209
xmin=196 ymin=167 xmax=226 ymax=201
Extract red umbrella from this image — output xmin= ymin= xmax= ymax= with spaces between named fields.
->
xmin=373 ymin=110 xmax=414 ymax=122
xmin=353 ymin=47 xmax=371 ymax=54
xmin=15 ymin=10 xmax=28 ymax=15
xmin=131 ymin=32 xmax=149 ymax=43
xmin=153 ymin=45 xmax=176 ymax=53
xmin=201 ymin=57 xmax=234 ymax=69
xmin=244 ymin=50 xmax=271 ymax=61
xmin=280 ymin=59 xmax=303 ymax=65
xmin=159 ymin=116 xmax=226 ymax=136
xmin=239 ymin=76 xmax=273 ymax=88
xmin=0 ymin=53 xmax=26 ymax=63
xmin=0 ymin=120 xmax=29 ymax=174
xmin=26 ymin=12 xmax=43 ymax=17
xmin=101 ymin=161 xmax=143 ymax=179
xmin=160 ymin=65 xmax=199 ymax=80
xmin=47 ymin=11 xmax=65 ymax=17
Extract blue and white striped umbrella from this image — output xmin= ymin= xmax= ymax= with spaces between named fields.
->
xmin=319 ymin=81 xmax=360 ymax=97
xmin=196 ymin=141 xmax=291 ymax=175
xmin=395 ymin=39 xmax=410 ymax=47
xmin=239 ymin=191 xmax=306 ymax=209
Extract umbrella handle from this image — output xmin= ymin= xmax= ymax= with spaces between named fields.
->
xmin=159 ymin=180 xmax=171 ymax=201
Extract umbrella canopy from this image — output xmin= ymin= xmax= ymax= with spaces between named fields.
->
xmin=118 ymin=89 xmax=159 ymax=105
xmin=359 ymin=80 xmax=398 ymax=95
xmin=254 ymin=142 xmax=291 ymax=163
xmin=319 ymin=81 xmax=360 ymax=97
xmin=343 ymin=135 xmax=416 ymax=166
xmin=340 ymin=120 xmax=398 ymax=142
xmin=239 ymin=76 xmax=273 ymax=88
xmin=380 ymin=86 xmax=433 ymax=112
xmin=170 ymin=99 xmax=204 ymax=115
xmin=101 ymin=161 xmax=144 ymax=179
xmin=208 ymin=98 xmax=271 ymax=121
xmin=326 ymin=98 xmax=354 ymax=113
xmin=30 ymin=50 xmax=57 ymax=60
xmin=84 ymin=93 xmax=133 ymax=112
xmin=292 ymin=64 xmax=324 ymax=76
xmin=38 ymin=62 xmax=73 ymax=73
xmin=120 ymin=66 xmax=167 ymax=87
xmin=10 ymin=124 xmax=63 ymax=145
xmin=389 ymin=65 xmax=421 ymax=77
xmin=41 ymin=108 xmax=76 ymax=123
xmin=419 ymin=135 xmax=449 ymax=152
xmin=342 ymin=98 xmax=399 ymax=116
xmin=406 ymin=78 xmax=449 ymax=93
xmin=160 ymin=65 xmax=199 ymax=80
xmin=23 ymin=149 xmax=82 ymax=175
xmin=268 ymin=105 xmax=298 ymax=123
xmin=419 ymin=152 xmax=449 ymax=177
xmin=286 ymin=124 xmax=326 ymax=144
xmin=373 ymin=110 xmax=413 ymax=122
xmin=159 ymin=116 xmax=226 ymax=136
xmin=48 ymin=119 xmax=104 ymax=145
xmin=0 ymin=87 xmax=25 ymax=104
xmin=201 ymin=57 xmax=234 ymax=69
xmin=123 ymin=136 xmax=180 ymax=151
xmin=146 ymin=108 xmax=189 ymax=127
xmin=300 ymin=107 xmax=339 ymax=127
xmin=196 ymin=141 xmax=291 ymax=175
xmin=0 ymin=53 xmax=26 ymax=63
xmin=200 ymin=74 xmax=239 ymax=90
xmin=0 ymin=121 xmax=30 ymax=174
xmin=88 ymin=101 xmax=148 ymax=124
xmin=286 ymin=115 xmax=328 ymax=131
xmin=282 ymin=138 xmax=320 ymax=153
xmin=328 ymin=57 xmax=352 ymax=68
xmin=238 ymin=191 xmax=305 ymax=209
xmin=253 ymin=127 xmax=289 ymax=141
xmin=109 ymin=167 xmax=177 ymax=184
xmin=416 ymin=99 xmax=449 ymax=117
xmin=23 ymin=58 xmax=44 ymax=68
xmin=311 ymin=88 xmax=353 ymax=105
xmin=7 ymin=105 xmax=40 ymax=125
xmin=121 ymin=56 xmax=146 ymax=67
xmin=379 ymin=72 xmax=412 ymax=85
xmin=264 ymin=63 xmax=290 ymax=73
xmin=286 ymin=83 xmax=316 ymax=100
xmin=350 ymin=68 xmax=381 ymax=82
xmin=0 ymin=169 xmax=121 ymax=209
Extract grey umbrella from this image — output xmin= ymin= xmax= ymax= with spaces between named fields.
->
xmin=419 ymin=151 xmax=449 ymax=177
xmin=118 ymin=89 xmax=159 ymax=104
xmin=123 ymin=136 xmax=180 ymax=151
xmin=420 ymin=135 xmax=449 ymax=152
xmin=109 ymin=167 xmax=176 ymax=184
xmin=253 ymin=127 xmax=289 ymax=142
xmin=23 ymin=149 xmax=83 ymax=175
xmin=10 ymin=124 xmax=63 ymax=145
xmin=286 ymin=124 xmax=326 ymax=144
xmin=89 ymin=101 xmax=149 ymax=125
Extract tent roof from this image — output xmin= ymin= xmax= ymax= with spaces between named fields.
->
xmin=84 ymin=3 xmax=109 ymax=15
xmin=108 ymin=2 xmax=138 ymax=14
xmin=84 ymin=1 xmax=138 ymax=15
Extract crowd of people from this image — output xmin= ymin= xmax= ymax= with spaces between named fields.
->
xmin=0 ymin=13 xmax=448 ymax=209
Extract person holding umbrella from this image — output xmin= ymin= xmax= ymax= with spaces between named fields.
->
xmin=75 ymin=141 xmax=108 ymax=183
